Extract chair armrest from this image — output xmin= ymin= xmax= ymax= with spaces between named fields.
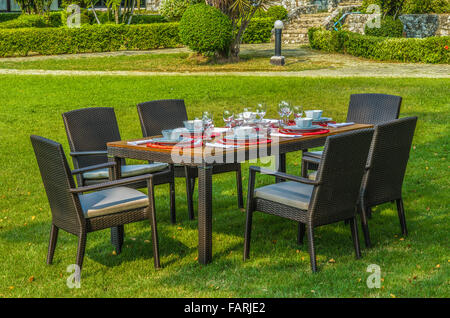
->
xmin=249 ymin=166 xmax=320 ymax=186
xmin=70 ymin=150 xmax=108 ymax=157
xmin=71 ymin=162 xmax=116 ymax=175
xmin=301 ymin=155 xmax=321 ymax=165
xmin=69 ymin=173 xmax=154 ymax=193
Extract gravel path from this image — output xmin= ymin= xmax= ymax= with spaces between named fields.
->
xmin=0 ymin=44 xmax=448 ymax=78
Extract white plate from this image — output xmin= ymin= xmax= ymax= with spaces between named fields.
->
xmin=224 ymin=134 xmax=264 ymax=141
xmin=314 ymin=117 xmax=332 ymax=122
xmin=283 ymin=125 xmax=323 ymax=131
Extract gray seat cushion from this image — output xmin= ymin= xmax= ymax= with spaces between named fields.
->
xmin=79 ymin=187 xmax=149 ymax=218
xmin=308 ymin=171 xmax=318 ymax=181
xmin=304 ymin=150 xmax=323 ymax=159
xmin=254 ymin=181 xmax=314 ymax=210
xmin=83 ymin=163 xmax=168 ymax=180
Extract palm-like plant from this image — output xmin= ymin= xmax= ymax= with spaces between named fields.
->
xmin=206 ymin=0 xmax=273 ymax=58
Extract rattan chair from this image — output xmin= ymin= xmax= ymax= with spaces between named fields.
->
xmin=62 ymin=107 xmax=176 ymax=226
xmin=359 ymin=117 xmax=417 ymax=247
xmin=137 ymin=99 xmax=244 ymax=220
xmin=301 ymin=93 xmax=402 ymax=177
xmin=244 ymin=129 xmax=374 ymax=272
xmin=31 ymin=135 xmax=162 ymax=273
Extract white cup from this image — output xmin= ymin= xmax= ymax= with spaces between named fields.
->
xmin=234 ymin=126 xmax=254 ymax=137
xmin=305 ymin=110 xmax=323 ymax=120
xmin=295 ymin=117 xmax=313 ymax=128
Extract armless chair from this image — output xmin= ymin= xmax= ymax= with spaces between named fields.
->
xmin=301 ymin=93 xmax=402 ymax=177
xmin=244 ymin=129 xmax=374 ymax=272
xmin=359 ymin=117 xmax=417 ymax=247
xmin=137 ymin=99 xmax=244 ymax=220
xmin=31 ymin=135 xmax=162 ymax=273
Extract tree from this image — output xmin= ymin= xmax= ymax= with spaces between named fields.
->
xmin=206 ymin=0 xmax=272 ymax=59
xmin=15 ymin=0 xmax=53 ymax=14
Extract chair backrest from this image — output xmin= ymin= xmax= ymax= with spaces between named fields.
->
xmin=310 ymin=128 xmax=375 ymax=226
xmin=30 ymin=135 xmax=82 ymax=231
xmin=347 ymin=94 xmax=402 ymax=124
xmin=361 ymin=117 xmax=417 ymax=207
xmin=62 ymin=107 xmax=121 ymax=169
xmin=137 ymin=99 xmax=188 ymax=137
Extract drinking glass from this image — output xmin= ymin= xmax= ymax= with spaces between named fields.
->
xmin=242 ymin=107 xmax=253 ymax=124
xmin=202 ymin=111 xmax=214 ymax=130
xmin=223 ymin=110 xmax=234 ymax=128
xmin=292 ymin=105 xmax=303 ymax=120
xmin=278 ymin=101 xmax=291 ymax=126
xmin=255 ymin=103 xmax=267 ymax=122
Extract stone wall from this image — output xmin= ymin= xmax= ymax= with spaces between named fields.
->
xmin=146 ymin=0 xmax=161 ymax=12
xmin=344 ymin=13 xmax=450 ymax=37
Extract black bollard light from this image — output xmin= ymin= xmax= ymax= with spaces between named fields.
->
xmin=270 ymin=20 xmax=285 ymax=66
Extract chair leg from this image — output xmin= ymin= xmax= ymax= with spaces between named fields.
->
xmin=301 ymin=159 xmax=308 ymax=178
xmin=46 ymin=224 xmax=59 ymax=265
xmin=307 ymin=224 xmax=317 ymax=272
xmin=396 ymin=198 xmax=408 ymax=236
xmin=236 ymin=165 xmax=244 ymax=209
xmin=243 ymin=205 xmax=254 ymax=260
xmin=76 ymin=231 xmax=87 ymax=270
xmin=297 ymin=223 xmax=305 ymax=245
xmin=360 ymin=203 xmax=372 ymax=248
xmin=367 ymin=207 xmax=373 ymax=219
xmin=169 ymin=181 xmax=176 ymax=224
xmin=350 ymin=217 xmax=361 ymax=259
xmin=111 ymin=225 xmax=124 ymax=254
xmin=148 ymin=180 xmax=161 ymax=269
xmin=184 ymin=167 xmax=195 ymax=220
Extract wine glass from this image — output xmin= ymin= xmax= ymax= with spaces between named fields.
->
xmin=292 ymin=105 xmax=303 ymax=120
xmin=223 ymin=109 xmax=234 ymax=129
xmin=242 ymin=107 xmax=254 ymax=124
xmin=255 ymin=103 xmax=267 ymax=122
xmin=202 ymin=111 xmax=214 ymax=130
xmin=278 ymin=101 xmax=291 ymax=126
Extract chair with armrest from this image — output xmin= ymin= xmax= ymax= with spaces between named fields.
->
xmin=244 ymin=128 xmax=374 ymax=272
xmin=31 ymin=135 xmax=163 ymax=273
xmin=137 ymin=99 xmax=244 ymax=220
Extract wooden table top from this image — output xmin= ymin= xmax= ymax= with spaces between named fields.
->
xmin=107 ymin=124 xmax=373 ymax=160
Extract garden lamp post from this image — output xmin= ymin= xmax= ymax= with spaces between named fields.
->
xmin=270 ymin=20 xmax=285 ymax=66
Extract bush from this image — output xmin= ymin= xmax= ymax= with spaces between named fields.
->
xmin=0 ymin=13 xmax=63 ymax=29
xmin=0 ymin=23 xmax=181 ymax=57
xmin=242 ymin=18 xmax=273 ymax=44
xmin=160 ymin=0 xmax=203 ymax=21
xmin=179 ymin=3 xmax=232 ymax=55
xmin=403 ymin=0 xmax=450 ymax=14
xmin=0 ymin=13 xmax=22 ymax=23
xmin=309 ymin=27 xmax=450 ymax=64
xmin=365 ymin=16 xmax=404 ymax=37
xmin=255 ymin=5 xmax=288 ymax=20
xmin=361 ymin=0 xmax=405 ymax=17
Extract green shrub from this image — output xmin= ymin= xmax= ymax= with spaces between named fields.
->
xmin=0 ymin=13 xmax=22 ymax=23
xmin=0 ymin=23 xmax=181 ymax=57
xmin=403 ymin=0 xmax=450 ymax=14
xmin=365 ymin=16 xmax=404 ymax=37
xmin=0 ymin=14 xmax=63 ymax=29
xmin=160 ymin=0 xmax=203 ymax=21
xmin=61 ymin=9 xmax=91 ymax=26
xmin=361 ymin=0 xmax=405 ymax=17
xmin=308 ymin=27 xmax=450 ymax=64
xmin=130 ymin=14 xmax=168 ymax=24
xmin=242 ymin=18 xmax=273 ymax=44
xmin=255 ymin=5 xmax=288 ymax=20
xmin=179 ymin=3 xmax=232 ymax=55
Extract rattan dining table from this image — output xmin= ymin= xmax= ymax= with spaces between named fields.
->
xmin=107 ymin=123 xmax=372 ymax=265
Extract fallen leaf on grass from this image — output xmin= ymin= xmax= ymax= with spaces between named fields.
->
xmin=31 ymin=216 xmax=36 ymax=221
xmin=435 ymin=264 xmax=440 ymax=269
xmin=28 ymin=276 xmax=35 ymax=283
xmin=112 ymin=250 xmax=117 ymax=255
xmin=390 ymin=294 xmax=396 ymax=298
xmin=144 ymin=240 xmax=150 ymax=243
xmin=328 ymin=258 xmax=336 ymax=263
xmin=9 ymin=286 xmax=14 ymax=290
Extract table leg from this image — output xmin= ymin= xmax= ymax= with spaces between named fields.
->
xmin=109 ymin=156 xmax=124 ymax=254
xmin=275 ymin=153 xmax=286 ymax=183
xmin=197 ymin=165 xmax=213 ymax=265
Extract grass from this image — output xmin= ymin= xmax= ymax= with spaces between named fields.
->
xmin=0 ymin=52 xmax=337 ymax=72
xmin=0 ymin=75 xmax=449 ymax=298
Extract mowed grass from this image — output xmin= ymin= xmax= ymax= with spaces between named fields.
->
xmin=0 ymin=75 xmax=448 ymax=298
xmin=0 ymin=52 xmax=335 ymax=72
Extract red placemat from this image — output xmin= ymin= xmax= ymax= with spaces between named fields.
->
xmin=279 ymin=128 xmax=330 ymax=136
xmin=146 ymin=142 xmax=203 ymax=150
xmin=218 ymin=138 xmax=272 ymax=146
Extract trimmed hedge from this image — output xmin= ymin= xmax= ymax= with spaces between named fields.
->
xmin=0 ymin=13 xmax=63 ymax=28
xmin=242 ymin=17 xmax=274 ymax=44
xmin=308 ymin=27 xmax=450 ymax=64
xmin=0 ymin=13 xmax=22 ymax=23
xmin=0 ymin=23 xmax=180 ymax=57
xmin=364 ymin=16 xmax=404 ymax=37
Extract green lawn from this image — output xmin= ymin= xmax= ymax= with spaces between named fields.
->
xmin=0 ymin=52 xmax=336 ymax=72
xmin=0 ymin=75 xmax=448 ymax=298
